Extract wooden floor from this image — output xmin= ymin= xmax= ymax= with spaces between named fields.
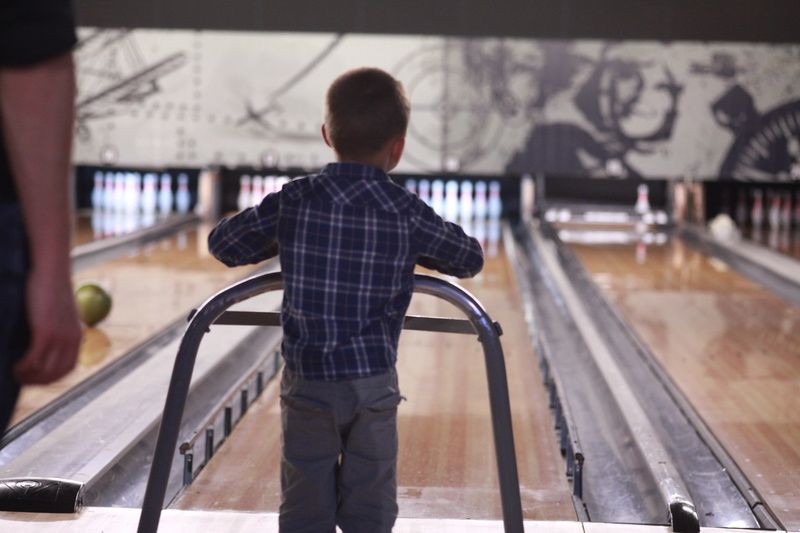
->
xmin=174 ymin=245 xmax=576 ymax=521
xmin=0 ymin=507 xmax=791 ymax=533
xmin=570 ymin=237 xmax=800 ymax=530
xmin=71 ymin=211 xmax=160 ymax=247
xmin=11 ymin=223 xmax=258 ymax=425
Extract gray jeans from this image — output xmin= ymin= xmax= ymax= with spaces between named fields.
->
xmin=279 ymin=367 xmax=401 ymax=533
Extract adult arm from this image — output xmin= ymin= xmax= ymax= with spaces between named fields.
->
xmin=0 ymin=52 xmax=82 ymax=384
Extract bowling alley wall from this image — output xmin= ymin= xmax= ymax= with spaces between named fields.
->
xmin=72 ymin=29 xmax=800 ymax=181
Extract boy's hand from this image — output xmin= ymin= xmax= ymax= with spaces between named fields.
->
xmin=14 ymin=269 xmax=82 ymax=384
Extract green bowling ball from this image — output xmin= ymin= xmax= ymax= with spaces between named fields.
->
xmin=75 ymin=283 xmax=112 ymax=327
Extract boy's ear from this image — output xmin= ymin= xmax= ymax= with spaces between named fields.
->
xmin=390 ymin=136 xmax=405 ymax=163
xmin=321 ymin=124 xmax=332 ymax=148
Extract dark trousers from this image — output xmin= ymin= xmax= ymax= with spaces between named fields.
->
xmin=279 ymin=367 xmax=401 ymax=533
xmin=0 ymin=204 xmax=30 ymax=434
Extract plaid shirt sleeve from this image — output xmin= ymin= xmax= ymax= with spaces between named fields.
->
xmin=411 ymin=200 xmax=484 ymax=278
xmin=208 ymin=192 xmax=280 ymax=266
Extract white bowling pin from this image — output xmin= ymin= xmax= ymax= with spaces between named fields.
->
xmin=176 ymin=173 xmax=191 ymax=214
xmin=263 ymin=175 xmax=276 ymax=196
xmin=781 ymin=192 xmax=792 ymax=227
xmin=251 ymin=176 xmax=264 ymax=207
xmin=113 ymin=172 xmax=126 ymax=212
xmin=275 ymin=175 xmax=290 ymax=192
xmin=474 ymin=181 xmax=488 ymax=219
xmin=795 ymin=191 xmax=800 ymax=227
xmin=238 ymin=175 xmax=252 ymax=212
xmin=751 ymin=189 xmax=763 ymax=228
xmin=459 ymin=181 xmax=474 ymax=221
xmin=91 ymin=171 xmax=104 ymax=210
xmin=103 ymin=172 xmax=115 ymax=211
xmin=767 ymin=191 xmax=780 ymax=230
xmin=141 ymin=173 xmax=158 ymax=214
xmin=444 ymin=180 xmax=460 ymax=222
xmin=473 ymin=213 xmax=487 ymax=250
xmin=735 ymin=191 xmax=748 ymax=227
xmin=488 ymin=181 xmax=502 ymax=219
xmin=418 ymin=179 xmax=431 ymax=206
xmin=635 ymin=184 xmax=650 ymax=214
xmin=124 ymin=172 xmax=139 ymax=213
xmin=158 ymin=173 xmax=173 ymax=215
xmin=405 ymin=179 xmax=417 ymax=196
xmin=431 ymin=180 xmax=445 ymax=216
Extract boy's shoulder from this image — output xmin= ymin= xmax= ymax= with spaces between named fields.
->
xmin=282 ymin=173 xmax=424 ymax=216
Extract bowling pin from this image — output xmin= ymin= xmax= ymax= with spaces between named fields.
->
xmin=113 ymin=172 xmax=126 ymax=212
xmin=103 ymin=172 xmax=115 ymax=211
xmin=795 ymin=191 xmax=800 ymax=228
xmin=176 ymin=173 xmax=191 ymax=214
xmin=635 ymin=184 xmax=650 ymax=214
xmin=459 ymin=181 xmax=474 ymax=221
xmin=751 ymin=189 xmax=764 ymax=229
xmin=124 ymin=172 xmax=139 ymax=213
xmin=488 ymin=181 xmax=502 ymax=219
xmin=473 ymin=213 xmax=487 ymax=250
xmin=418 ymin=179 xmax=431 ymax=206
xmin=444 ymin=180 xmax=460 ymax=222
xmin=405 ymin=179 xmax=417 ymax=196
xmin=431 ymin=180 xmax=445 ymax=216
xmin=275 ymin=175 xmax=290 ymax=191
xmin=735 ymin=190 xmax=748 ymax=227
xmin=781 ymin=192 xmax=792 ymax=228
xmin=237 ymin=175 xmax=252 ymax=212
xmin=264 ymin=175 xmax=276 ymax=196
xmin=91 ymin=171 xmax=104 ymax=210
xmin=158 ymin=173 xmax=173 ymax=215
xmin=767 ymin=190 xmax=780 ymax=230
xmin=91 ymin=208 xmax=103 ymax=238
xmin=141 ymin=173 xmax=158 ymax=215
xmin=474 ymin=181 xmax=488 ymax=219
xmin=251 ymin=175 xmax=264 ymax=207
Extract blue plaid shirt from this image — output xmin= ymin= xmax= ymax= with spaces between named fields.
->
xmin=208 ymin=162 xmax=484 ymax=381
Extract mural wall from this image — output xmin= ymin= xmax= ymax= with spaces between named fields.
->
xmin=73 ymin=28 xmax=800 ymax=180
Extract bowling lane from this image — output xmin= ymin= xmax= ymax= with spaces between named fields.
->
xmin=11 ymin=223 xmax=258 ymax=426
xmin=174 ymin=245 xmax=576 ymax=521
xmin=72 ymin=210 xmax=161 ymax=247
xmin=568 ymin=237 xmax=800 ymax=530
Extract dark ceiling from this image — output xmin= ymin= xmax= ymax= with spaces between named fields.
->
xmin=75 ymin=0 xmax=798 ymax=44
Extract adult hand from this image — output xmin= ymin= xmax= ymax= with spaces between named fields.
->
xmin=13 ymin=268 xmax=82 ymax=384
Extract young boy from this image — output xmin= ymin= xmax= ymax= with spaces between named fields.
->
xmin=208 ymin=67 xmax=483 ymax=533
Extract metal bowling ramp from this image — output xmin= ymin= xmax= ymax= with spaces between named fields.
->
xmin=136 ymin=272 xmax=526 ymax=533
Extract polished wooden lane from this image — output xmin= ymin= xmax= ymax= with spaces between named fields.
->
xmin=11 ymin=223 xmax=257 ymax=425
xmin=71 ymin=210 xmax=161 ymax=247
xmin=174 ymin=246 xmax=575 ymax=521
xmin=569 ymin=238 xmax=800 ymax=530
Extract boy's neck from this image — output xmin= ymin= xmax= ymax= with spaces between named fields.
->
xmin=335 ymin=156 xmax=390 ymax=172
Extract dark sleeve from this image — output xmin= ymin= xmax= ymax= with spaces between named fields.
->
xmin=208 ymin=192 xmax=281 ymax=267
xmin=0 ymin=0 xmax=77 ymax=66
xmin=411 ymin=200 xmax=484 ymax=278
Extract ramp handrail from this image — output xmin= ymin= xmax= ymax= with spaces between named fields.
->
xmin=137 ymin=272 xmax=524 ymax=533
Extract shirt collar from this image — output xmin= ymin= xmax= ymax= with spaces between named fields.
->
xmin=321 ymin=162 xmax=390 ymax=181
